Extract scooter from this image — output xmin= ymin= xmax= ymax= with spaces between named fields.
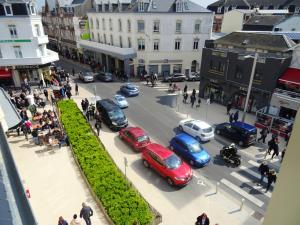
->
xmin=220 ymin=145 xmax=241 ymax=167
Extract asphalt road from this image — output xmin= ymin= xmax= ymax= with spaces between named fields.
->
xmin=57 ymin=58 xmax=272 ymax=220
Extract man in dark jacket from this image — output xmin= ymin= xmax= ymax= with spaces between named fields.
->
xmin=196 ymin=213 xmax=210 ymax=225
xmin=80 ymin=202 xmax=93 ymax=225
xmin=95 ymin=120 xmax=102 ymax=136
xmin=258 ymin=127 xmax=269 ymax=144
xmin=258 ymin=162 xmax=269 ymax=185
xmin=266 ymin=170 xmax=277 ymax=192
xmin=226 ymin=101 xmax=232 ymax=115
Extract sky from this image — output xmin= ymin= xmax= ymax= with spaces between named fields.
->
xmin=36 ymin=0 xmax=215 ymax=11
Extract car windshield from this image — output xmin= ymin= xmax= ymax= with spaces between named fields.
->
xmin=105 ymin=73 xmax=112 ymax=77
xmin=108 ymin=109 xmax=124 ymax=120
xmin=203 ymin=127 xmax=213 ymax=133
xmin=84 ymin=72 xmax=93 ymax=77
xmin=164 ymin=154 xmax=182 ymax=169
xmin=116 ymin=96 xmax=125 ymax=101
xmin=137 ymin=135 xmax=149 ymax=143
xmin=187 ymin=142 xmax=202 ymax=153
xmin=126 ymin=85 xmax=136 ymax=90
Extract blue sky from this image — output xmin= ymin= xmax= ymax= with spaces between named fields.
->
xmin=36 ymin=0 xmax=215 ymax=11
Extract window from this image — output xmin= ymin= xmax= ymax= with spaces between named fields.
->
xmin=8 ymin=25 xmax=17 ymax=38
xmin=153 ymin=40 xmax=159 ymax=51
xmin=153 ymin=21 xmax=159 ymax=33
xmin=235 ymin=65 xmax=243 ymax=79
xmin=193 ymin=39 xmax=199 ymax=50
xmin=118 ymin=19 xmax=122 ymax=32
xmin=96 ymin=19 xmax=99 ymax=29
xmin=175 ymin=39 xmax=181 ymax=50
xmin=128 ymin=37 xmax=132 ymax=48
xmin=218 ymin=62 xmax=225 ymax=72
xmin=102 ymin=18 xmax=106 ymax=30
xmin=138 ymin=39 xmax=145 ymax=51
xmin=13 ymin=46 xmax=23 ymax=58
xmin=109 ymin=18 xmax=112 ymax=31
xmin=97 ymin=33 xmax=100 ymax=42
xmin=194 ymin=20 xmax=201 ymax=33
xmin=119 ymin=36 xmax=123 ymax=47
xmin=30 ymin=4 xmax=36 ymax=15
xmin=127 ymin=20 xmax=131 ymax=32
xmin=176 ymin=1 xmax=183 ymax=12
xmin=110 ymin=35 xmax=113 ymax=45
xmin=192 ymin=125 xmax=200 ymax=131
xmin=104 ymin=34 xmax=107 ymax=44
xmin=137 ymin=20 xmax=145 ymax=33
xmin=34 ymin=24 xmax=40 ymax=36
xmin=38 ymin=45 xmax=44 ymax=56
xmin=91 ymin=32 xmax=94 ymax=40
xmin=138 ymin=1 xmax=145 ymax=12
xmin=173 ymin=64 xmax=182 ymax=73
xmin=90 ymin=19 xmax=93 ymax=29
xmin=175 ymin=20 xmax=182 ymax=33
xmin=217 ymin=7 xmax=222 ymax=13
xmin=4 ymin=4 xmax=13 ymax=16
xmin=254 ymin=69 xmax=263 ymax=82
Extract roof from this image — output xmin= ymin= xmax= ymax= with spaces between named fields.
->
xmin=208 ymin=0 xmax=300 ymax=8
xmin=128 ymin=127 xmax=146 ymax=137
xmin=276 ymin=32 xmax=300 ymax=41
xmin=0 ymin=0 xmax=35 ymax=3
xmin=175 ymin=133 xmax=198 ymax=143
xmin=146 ymin=143 xmax=172 ymax=159
xmin=244 ymin=15 xmax=286 ymax=27
xmin=278 ymin=68 xmax=300 ymax=87
xmin=232 ymin=121 xmax=256 ymax=131
xmin=192 ymin=120 xmax=211 ymax=129
xmin=0 ymin=88 xmax=22 ymax=132
xmin=215 ymin=32 xmax=296 ymax=52
xmin=97 ymin=99 xmax=119 ymax=110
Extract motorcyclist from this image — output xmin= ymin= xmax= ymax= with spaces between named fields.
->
xmin=223 ymin=143 xmax=237 ymax=159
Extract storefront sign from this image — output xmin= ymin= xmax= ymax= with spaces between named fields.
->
xmin=0 ymin=39 xmax=31 ymax=43
xmin=15 ymin=63 xmax=51 ymax=70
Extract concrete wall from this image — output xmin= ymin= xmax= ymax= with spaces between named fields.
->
xmin=263 ymin=110 xmax=300 ymax=225
xmin=221 ymin=10 xmax=244 ymax=33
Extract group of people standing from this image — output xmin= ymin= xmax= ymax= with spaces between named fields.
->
xmin=81 ymin=98 xmax=102 ymax=136
xmin=58 ymin=202 xmax=93 ymax=225
xmin=182 ymin=85 xmax=201 ymax=108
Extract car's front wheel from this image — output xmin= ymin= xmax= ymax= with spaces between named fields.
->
xmin=216 ymin=129 xmax=221 ymax=135
xmin=179 ymin=125 xmax=183 ymax=131
xmin=166 ymin=177 xmax=174 ymax=186
xmin=196 ymin=136 xmax=201 ymax=143
xmin=143 ymin=160 xmax=149 ymax=168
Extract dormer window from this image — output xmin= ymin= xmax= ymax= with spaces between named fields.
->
xmin=176 ymin=0 xmax=183 ymax=12
xmin=138 ymin=1 xmax=145 ymax=12
xmin=30 ymin=4 xmax=36 ymax=15
xmin=109 ymin=2 xmax=112 ymax=12
xmin=4 ymin=4 xmax=13 ymax=16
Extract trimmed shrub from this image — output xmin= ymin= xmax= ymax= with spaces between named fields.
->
xmin=58 ymin=100 xmax=153 ymax=225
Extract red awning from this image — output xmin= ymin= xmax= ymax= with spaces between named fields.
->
xmin=278 ymin=68 xmax=300 ymax=88
xmin=0 ymin=69 xmax=12 ymax=79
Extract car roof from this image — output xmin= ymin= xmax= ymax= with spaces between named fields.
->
xmin=114 ymin=94 xmax=124 ymax=98
xmin=128 ymin=127 xmax=146 ymax=137
xmin=174 ymin=133 xmax=197 ymax=144
xmin=232 ymin=121 xmax=257 ymax=132
xmin=146 ymin=143 xmax=173 ymax=159
xmin=190 ymin=120 xmax=211 ymax=129
xmin=97 ymin=99 xmax=119 ymax=110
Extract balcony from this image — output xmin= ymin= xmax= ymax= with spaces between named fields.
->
xmin=0 ymin=50 xmax=59 ymax=67
xmin=33 ymin=35 xmax=49 ymax=45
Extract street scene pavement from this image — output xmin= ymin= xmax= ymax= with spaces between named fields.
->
xmin=54 ymin=58 xmax=287 ymax=224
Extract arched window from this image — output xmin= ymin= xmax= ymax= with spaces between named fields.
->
xmin=127 ymin=20 xmax=131 ymax=32
xmin=118 ymin=19 xmax=122 ymax=32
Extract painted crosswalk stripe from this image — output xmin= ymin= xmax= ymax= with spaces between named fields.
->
xmin=248 ymin=160 xmax=260 ymax=167
xmin=240 ymin=165 xmax=261 ymax=180
xmin=221 ymin=179 xmax=264 ymax=207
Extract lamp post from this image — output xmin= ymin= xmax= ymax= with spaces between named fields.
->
xmin=242 ymin=52 xmax=258 ymax=122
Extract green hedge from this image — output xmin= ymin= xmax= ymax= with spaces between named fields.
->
xmin=58 ymin=100 xmax=153 ymax=225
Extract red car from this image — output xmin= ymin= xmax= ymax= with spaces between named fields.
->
xmin=119 ymin=127 xmax=151 ymax=152
xmin=142 ymin=143 xmax=193 ymax=186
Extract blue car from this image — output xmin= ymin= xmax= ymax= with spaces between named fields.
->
xmin=120 ymin=83 xmax=139 ymax=96
xmin=170 ymin=133 xmax=211 ymax=167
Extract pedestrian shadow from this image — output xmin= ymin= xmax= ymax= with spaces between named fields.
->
xmin=172 ymin=127 xmax=181 ymax=135
xmin=212 ymin=155 xmax=235 ymax=168
xmin=156 ymin=95 xmax=177 ymax=108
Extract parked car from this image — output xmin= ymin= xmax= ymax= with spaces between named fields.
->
xmin=120 ymin=83 xmax=139 ymax=96
xmin=79 ymin=72 xmax=95 ymax=82
xmin=119 ymin=127 xmax=151 ymax=152
xmin=142 ymin=143 xmax=193 ymax=186
xmin=187 ymin=72 xmax=201 ymax=81
xmin=163 ymin=73 xmax=186 ymax=82
xmin=179 ymin=119 xmax=214 ymax=142
xmin=96 ymin=99 xmax=128 ymax=131
xmin=113 ymin=94 xmax=128 ymax=108
xmin=97 ymin=72 xmax=113 ymax=82
xmin=170 ymin=133 xmax=211 ymax=167
xmin=215 ymin=122 xmax=257 ymax=146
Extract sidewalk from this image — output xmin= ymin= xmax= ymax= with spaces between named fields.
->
xmin=72 ymin=82 xmax=260 ymax=225
xmin=7 ymin=105 xmax=109 ymax=225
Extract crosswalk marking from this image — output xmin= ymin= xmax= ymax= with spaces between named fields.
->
xmin=221 ymin=179 xmax=264 ymax=207
xmin=240 ymin=165 xmax=261 ymax=180
xmin=248 ymin=160 xmax=260 ymax=167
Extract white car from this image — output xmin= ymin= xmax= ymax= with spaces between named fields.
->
xmin=79 ymin=72 xmax=95 ymax=82
xmin=113 ymin=94 xmax=128 ymax=108
xmin=178 ymin=119 xmax=214 ymax=142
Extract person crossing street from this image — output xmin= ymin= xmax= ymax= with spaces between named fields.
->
xmin=266 ymin=170 xmax=277 ymax=192
xmin=257 ymin=162 xmax=269 ymax=185
xmin=258 ymin=127 xmax=269 ymax=144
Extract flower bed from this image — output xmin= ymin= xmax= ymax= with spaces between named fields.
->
xmin=57 ymin=100 xmax=154 ymax=225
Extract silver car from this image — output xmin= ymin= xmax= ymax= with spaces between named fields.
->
xmin=79 ymin=72 xmax=95 ymax=82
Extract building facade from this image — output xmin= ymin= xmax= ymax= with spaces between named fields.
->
xmin=0 ymin=0 xmax=58 ymax=87
xmin=79 ymin=0 xmax=213 ymax=77
xmin=199 ymin=32 xmax=294 ymax=112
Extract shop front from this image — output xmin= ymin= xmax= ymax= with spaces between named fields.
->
xmin=0 ymin=68 xmax=14 ymax=87
xmin=204 ymin=79 xmax=225 ymax=104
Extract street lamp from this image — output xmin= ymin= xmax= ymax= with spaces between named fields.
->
xmin=242 ymin=52 xmax=258 ymax=122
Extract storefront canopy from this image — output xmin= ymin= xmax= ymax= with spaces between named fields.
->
xmin=0 ymin=69 xmax=12 ymax=79
xmin=278 ymin=68 xmax=300 ymax=88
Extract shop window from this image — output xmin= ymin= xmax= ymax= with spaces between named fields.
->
xmin=234 ymin=65 xmax=243 ymax=79
xmin=138 ymin=39 xmax=145 ymax=51
xmin=173 ymin=64 xmax=182 ymax=73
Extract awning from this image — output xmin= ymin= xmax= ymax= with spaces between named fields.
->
xmin=0 ymin=69 xmax=12 ymax=79
xmin=278 ymin=68 xmax=300 ymax=88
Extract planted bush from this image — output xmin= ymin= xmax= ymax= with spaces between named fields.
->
xmin=58 ymin=100 xmax=153 ymax=225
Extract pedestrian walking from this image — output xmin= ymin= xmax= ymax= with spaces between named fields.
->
xmin=72 ymin=68 xmax=75 ymax=76
xmin=70 ymin=214 xmax=82 ymax=225
xmin=75 ymin=82 xmax=79 ymax=95
xmin=233 ymin=110 xmax=239 ymax=122
xmin=183 ymin=84 xmax=188 ymax=94
xmin=196 ymin=213 xmax=210 ymax=225
xmin=80 ymin=202 xmax=93 ymax=225
xmin=66 ymin=90 xmax=72 ymax=99
xmin=43 ymin=89 xmax=48 ymax=101
xmin=266 ymin=170 xmax=277 ymax=192
xmin=146 ymin=76 xmax=150 ymax=85
xmin=183 ymin=93 xmax=188 ymax=104
xmin=281 ymin=148 xmax=286 ymax=163
xmin=226 ymin=101 xmax=232 ymax=115
xmin=258 ymin=127 xmax=269 ymax=144
xmin=257 ymin=162 xmax=269 ymax=185
xmin=191 ymin=95 xmax=196 ymax=108
xmin=81 ymin=100 xmax=86 ymax=112
xmin=58 ymin=216 xmax=68 ymax=225
xmin=84 ymin=98 xmax=89 ymax=112
xmin=192 ymin=89 xmax=196 ymax=98
xmin=229 ymin=113 xmax=234 ymax=123
xmin=95 ymin=120 xmax=102 ymax=136
xmin=271 ymin=141 xmax=279 ymax=159
xmin=196 ymin=97 xmax=201 ymax=108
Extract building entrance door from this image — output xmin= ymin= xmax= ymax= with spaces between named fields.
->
xmin=161 ymin=64 xmax=170 ymax=79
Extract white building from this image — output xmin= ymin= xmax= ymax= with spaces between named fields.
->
xmin=79 ymin=0 xmax=213 ymax=77
xmin=0 ymin=0 xmax=58 ymax=87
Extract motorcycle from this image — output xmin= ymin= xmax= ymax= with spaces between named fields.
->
xmin=220 ymin=144 xmax=241 ymax=167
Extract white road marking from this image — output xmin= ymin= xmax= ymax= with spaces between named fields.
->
xmin=240 ymin=165 xmax=261 ymax=180
xmin=231 ymin=172 xmax=251 ymax=183
xmin=248 ymin=160 xmax=260 ymax=167
xmin=221 ymin=179 xmax=264 ymax=207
